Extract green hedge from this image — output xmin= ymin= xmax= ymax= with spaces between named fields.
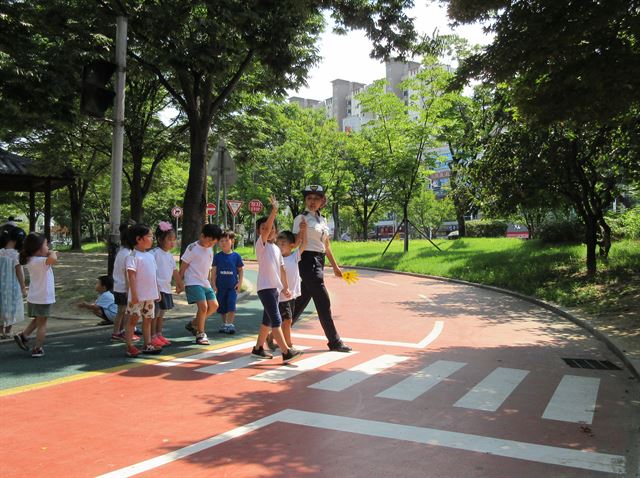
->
xmin=609 ymin=207 xmax=640 ymax=240
xmin=465 ymin=219 xmax=508 ymax=238
xmin=538 ymin=216 xmax=585 ymax=244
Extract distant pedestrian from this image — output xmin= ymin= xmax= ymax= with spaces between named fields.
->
xmin=291 ymin=185 xmax=351 ymax=352
xmin=211 ymin=230 xmax=244 ymax=335
xmin=0 ymin=226 xmax=26 ymax=339
xmin=77 ymin=275 xmax=118 ymax=326
xmin=14 ymin=232 xmax=57 ymax=358
xmin=251 ymin=196 xmax=303 ymax=364
xmin=124 ymin=224 xmax=161 ymax=357
xmin=150 ymin=221 xmax=184 ymax=347
xmin=179 ymin=224 xmax=223 ymax=346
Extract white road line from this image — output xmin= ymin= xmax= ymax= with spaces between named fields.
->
xmin=376 ymin=360 xmax=466 ymax=401
xmin=155 ymin=340 xmax=255 ymax=367
xmin=418 ymin=293 xmax=435 ymax=305
xmin=308 ymin=354 xmax=410 ymax=392
xmin=292 ymin=320 xmax=444 ymax=349
xmin=542 ymin=375 xmax=600 ymax=424
xmin=367 ymin=278 xmax=398 ymax=286
xmin=454 ymin=367 xmax=529 ymax=412
xmin=194 ymin=346 xmax=311 ymax=375
xmin=249 ymin=351 xmax=356 ymax=383
xmin=97 ymin=409 xmax=626 ymax=477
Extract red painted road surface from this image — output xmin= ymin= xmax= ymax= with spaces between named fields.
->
xmin=2 ymin=266 xmax=639 ymax=477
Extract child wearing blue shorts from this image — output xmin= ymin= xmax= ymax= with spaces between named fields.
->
xmin=211 ymin=231 xmax=244 ymax=334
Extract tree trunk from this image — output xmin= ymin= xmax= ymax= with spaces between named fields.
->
xmin=332 ymin=201 xmax=340 ymax=240
xmin=403 ymin=203 xmax=409 ymax=253
xmin=584 ymin=215 xmax=598 ymax=276
xmin=181 ymin=123 xmax=208 ymax=253
xmin=68 ymin=185 xmax=83 ymax=251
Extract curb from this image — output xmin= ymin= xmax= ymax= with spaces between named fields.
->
xmin=347 ymin=265 xmax=640 ymax=380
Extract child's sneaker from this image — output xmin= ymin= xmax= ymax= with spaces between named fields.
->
xmin=251 ymin=346 xmax=273 ymax=359
xmin=218 ymin=324 xmax=229 ymax=333
xmin=185 ymin=321 xmax=197 ymax=336
xmin=126 ymin=345 xmax=141 ymax=357
xmin=31 ymin=347 xmax=45 ymax=358
xmin=142 ymin=344 xmax=162 ymax=354
xmin=132 ymin=334 xmax=141 ymax=342
xmin=14 ymin=333 xmax=29 ymax=351
xmin=111 ymin=332 xmax=125 ymax=342
xmin=226 ymin=324 xmax=236 ymax=335
xmin=150 ymin=336 xmax=165 ymax=348
xmin=157 ymin=335 xmax=171 ymax=346
xmin=282 ymin=348 xmax=304 ymax=364
xmin=266 ymin=334 xmax=278 ymax=352
xmin=195 ymin=333 xmax=209 ymax=345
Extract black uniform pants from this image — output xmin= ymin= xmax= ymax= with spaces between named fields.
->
xmin=292 ymin=251 xmax=341 ymax=347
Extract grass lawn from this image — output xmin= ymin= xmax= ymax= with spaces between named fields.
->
xmin=235 ymin=238 xmax=640 ymax=318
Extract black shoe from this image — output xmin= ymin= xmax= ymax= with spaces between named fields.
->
xmin=185 ymin=321 xmax=197 ymax=336
xmin=251 ymin=346 xmax=273 ymax=359
xmin=266 ymin=334 xmax=278 ymax=352
xmin=14 ymin=333 xmax=28 ymax=351
xmin=282 ymin=348 xmax=304 ymax=364
xmin=329 ymin=341 xmax=352 ymax=353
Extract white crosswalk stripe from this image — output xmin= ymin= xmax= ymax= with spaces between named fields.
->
xmin=308 ymin=354 xmax=409 ymax=392
xmin=194 ymin=346 xmax=311 ymax=375
xmin=249 ymin=351 xmax=356 ymax=383
xmin=376 ymin=360 xmax=466 ymax=401
xmin=542 ymin=375 xmax=600 ymax=424
xmin=454 ymin=367 xmax=529 ymax=412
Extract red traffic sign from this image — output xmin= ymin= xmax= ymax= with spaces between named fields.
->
xmin=248 ymin=199 xmax=264 ymax=214
xmin=226 ymin=199 xmax=243 ymax=217
xmin=206 ymin=202 xmax=217 ymax=216
xmin=171 ymin=206 xmax=183 ymax=218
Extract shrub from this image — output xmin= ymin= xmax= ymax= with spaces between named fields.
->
xmin=538 ymin=216 xmax=585 ymax=243
xmin=609 ymin=207 xmax=640 ymax=239
xmin=465 ymin=219 xmax=508 ymax=238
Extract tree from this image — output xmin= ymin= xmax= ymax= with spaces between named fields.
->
xmin=409 ymin=188 xmax=454 ymax=238
xmin=120 ymin=0 xmax=416 ymax=251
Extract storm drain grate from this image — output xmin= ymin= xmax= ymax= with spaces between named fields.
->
xmin=562 ymin=358 xmax=622 ymax=370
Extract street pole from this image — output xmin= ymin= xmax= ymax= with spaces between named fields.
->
xmin=216 ymin=143 xmax=223 ymax=226
xmin=108 ymin=15 xmax=127 ymax=276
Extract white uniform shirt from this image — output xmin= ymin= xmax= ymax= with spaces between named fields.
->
xmin=151 ymin=247 xmax=176 ymax=294
xmin=125 ymin=250 xmax=159 ymax=301
xmin=181 ymin=241 xmax=213 ymax=288
xmin=255 ymin=237 xmax=284 ymax=292
xmin=293 ymin=211 xmax=329 ymax=253
xmin=113 ymin=247 xmax=130 ymax=293
xmin=26 ymin=256 xmax=55 ymax=304
xmin=279 ymin=250 xmax=301 ymax=302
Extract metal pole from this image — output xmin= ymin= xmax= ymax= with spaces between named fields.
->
xmin=108 ymin=15 xmax=127 ymax=276
xmin=216 ymin=144 xmax=223 ymax=226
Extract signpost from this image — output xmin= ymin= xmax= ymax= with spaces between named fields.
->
xmin=171 ymin=206 xmax=183 ymax=241
xmin=208 ymin=139 xmax=237 ymax=228
xmin=226 ymin=199 xmax=243 ymax=233
xmin=206 ymin=202 xmax=217 ymax=224
xmin=248 ymin=199 xmax=264 ymax=241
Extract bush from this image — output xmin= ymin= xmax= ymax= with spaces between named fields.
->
xmin=538 ymin=216 xmax=585 ymax=243
xmin=465 ymin=219 xmax=508 ymax=238
xmin=609 ymin=207 xmax=640 ymax=240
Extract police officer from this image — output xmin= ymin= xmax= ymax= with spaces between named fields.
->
xmin=292 ymin=185 xmax=351 ymax=352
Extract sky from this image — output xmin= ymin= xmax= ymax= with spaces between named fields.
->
xmin=286 ymin=2 xmax=493 ymax=101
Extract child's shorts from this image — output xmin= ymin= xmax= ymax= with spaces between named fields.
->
xmin=126 ymin=300 xmax=155 ymax=319
xmin=278 ymin=299 xmax=295 ymax=321
xmin=185 ymin=285 xmax=216 ymax=304
xmin=27 ymin=302 xmax=51 ymax=318
xmin=154 ymin=292 xmax=174 ymax=316
xmin=217 ymin=287 xmax=237 ymax=315
xmin=113 ymin=292 xmax=128 ymax=306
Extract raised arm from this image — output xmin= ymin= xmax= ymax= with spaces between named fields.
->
xmin=260 ymin=195 xmax=279 ymax=244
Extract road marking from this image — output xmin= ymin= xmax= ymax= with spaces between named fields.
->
xmin=194 ymin=346 xmax=311 ymax=375
xmin=292 ymin=320 xmax=444 ymax=349
xmin=249 ymin=351 xmax=356 ymax=383
xmin=542 ymin=375 xmax=600 ymax=424
xmin=419 ymin=293 xmax=435 ymax=305
xmin=367 ymin=278 xmax=397 ymax=286
xmin=454 ymin=367 xmax=529 ymax=412
xmin=376 ymin=360 xmax=466 ymax=401
xmin=308 ymin=354 xmax=410 ymax=392
xmin=96 ymin=409 xmax=626 ymax=477
xmin=155 ymin=340 xmax=256 ymax=367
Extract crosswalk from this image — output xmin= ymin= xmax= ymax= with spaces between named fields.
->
xmin=161 ymin=344 xmax=607 ymax=425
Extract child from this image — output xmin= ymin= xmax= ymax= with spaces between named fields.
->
xmin=266 ymin=226 xmax=306 ymax=352
xmin=251 ymin=196 xmax=303 ymax=364
xmin=0 ymin=226 xmax=26 ymax=339
xmin=111 ymin=222 xmax=137 ymax=342
xmin=13 ymin=232 xmax=56 ymax=358
xmin=77 ymin=275 xmax=118 ymax=325
xmin=211 ymin=230 xmax=244 ymax=335
xmin=151 ymin=221 xmax=184 ymax=346
xmin=179 ymin=223 xmax=223 ymax=345
xmin=124 ymin=224 xmax=161 ymax=357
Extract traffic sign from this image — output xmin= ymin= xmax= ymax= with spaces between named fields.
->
xmin=171 ymin=206 xmax=183 ymax=218
xmin=226 ymin=199 xmax=243 ymax=217
xmin=206 ymin=202 xmax=217 ymax=216
xmin=248 ymin=199 xmax=264 ymax=214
